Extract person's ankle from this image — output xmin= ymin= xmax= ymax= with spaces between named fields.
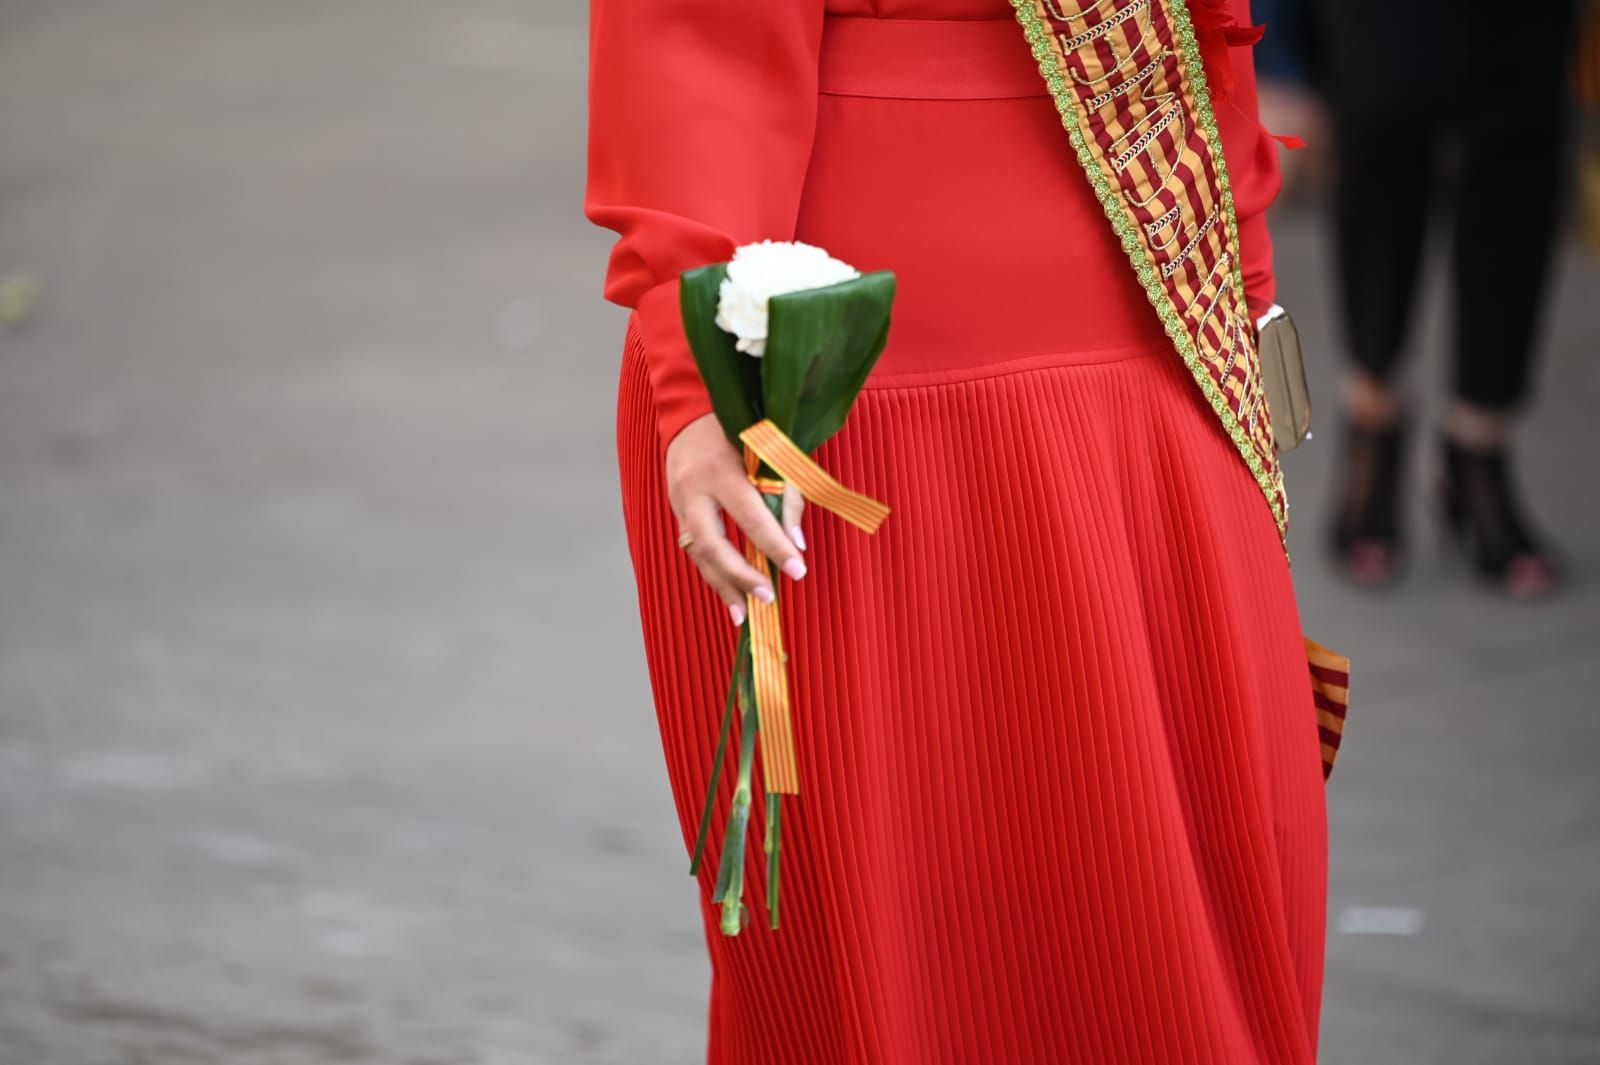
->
xmin=1341 ymin=371 xmax=1403 ymax=430
xmin=1443 ymin=399 xmax=1510 ymax=451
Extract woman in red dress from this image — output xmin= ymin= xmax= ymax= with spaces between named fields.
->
xmin=587 ymin=1 xmax=1328 ymax=1061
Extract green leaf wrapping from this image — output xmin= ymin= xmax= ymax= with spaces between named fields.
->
xmin=682 ymin=266 xmax=895 ymax=449
xmin=680 ymin=264 xmax=763 ymax=444
xmin=761 ymin=272 xmax=896 ymax=452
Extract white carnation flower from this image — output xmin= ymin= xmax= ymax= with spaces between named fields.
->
xmin=715 ymin=240 xmax=860 ymax=357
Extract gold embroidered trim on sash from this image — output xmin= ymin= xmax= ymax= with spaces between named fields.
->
xmin=1010 ymin=0 xmax=1289 ymax=550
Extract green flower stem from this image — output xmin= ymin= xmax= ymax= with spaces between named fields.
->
xmin=715 ymin=641 xmax=761 ymax=935
xmin=690 ymin=626 xmax=749 ymax=877
xmin=765 ymin=793 xmax=782 ymax=930
xmin=706 ymin=491 xmax=793 ymax=936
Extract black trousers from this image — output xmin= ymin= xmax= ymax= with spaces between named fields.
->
xmin=1315 ymin=0 xmax=1578 ymax=411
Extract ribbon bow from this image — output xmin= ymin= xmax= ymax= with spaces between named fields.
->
xmin=737 ymin=419 xmax=890 ymax=794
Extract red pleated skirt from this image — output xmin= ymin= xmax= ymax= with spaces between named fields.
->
xmin=615 ymin=16 xmax=1326 ymax=1064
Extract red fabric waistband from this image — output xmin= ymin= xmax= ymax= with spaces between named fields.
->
xmin=817 ymin=17 xmax=1049 ymax=100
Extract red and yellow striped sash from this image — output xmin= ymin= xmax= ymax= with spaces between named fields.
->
xmin=1010 ymin=0 xmax=1288 ymax=545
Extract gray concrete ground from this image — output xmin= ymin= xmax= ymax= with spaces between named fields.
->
xmin=0 ymin=3 xmax=1596 ymax=1063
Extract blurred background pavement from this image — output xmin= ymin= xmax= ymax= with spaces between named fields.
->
xmin=0 ymin=3 xmax=1596 ymax=1063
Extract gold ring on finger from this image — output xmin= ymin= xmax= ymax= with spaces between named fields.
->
xmin=677 ymin=531 xmax=695 ymax=551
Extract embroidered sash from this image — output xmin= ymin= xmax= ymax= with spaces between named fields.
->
xmin=1010 ymin=0 xmax=1287 ymax=545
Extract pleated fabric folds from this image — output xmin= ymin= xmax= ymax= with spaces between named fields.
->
xmin=616 ymin=325 xmax=1327 ymax=1065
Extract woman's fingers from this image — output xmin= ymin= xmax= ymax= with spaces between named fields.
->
xmin=718 ymin=472 xmax=805 ymax=581
xmin=701 ymin=556 xmax=749 ymax=627
xmin=662 ymin=413 xmax=811 ymax=620
xmin=677 ymin=481 xmax=810 ymax=628
xmin=782 ymin=483 xmax=806 ymax=551
xmin=681 ymin=522 xmax=747 ymax=625
xmin=681 ymin=494 xmax=773 ymax=617
xmin=664 ymin=413 xmax=810 ymax=620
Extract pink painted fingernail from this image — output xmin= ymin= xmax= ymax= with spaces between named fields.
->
xmin=728 ymin=602 xmax=746 ymax=626
xmin=782 ymin=557 xmax=807 ymax=581
xmin=790 ymin=525 xmax=807 ymax=551
xmin=753 ymin=585 xmax=775 ymax=604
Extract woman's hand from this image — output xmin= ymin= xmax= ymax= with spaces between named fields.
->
xmin=666 ymin=412 xmax=807 ymax=625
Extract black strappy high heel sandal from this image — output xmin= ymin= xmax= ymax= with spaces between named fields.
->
xmin=1328 ymin=416 xmax=1408 ymax=589
xmin=1439 ymin=436 xmax=1562 ymax=600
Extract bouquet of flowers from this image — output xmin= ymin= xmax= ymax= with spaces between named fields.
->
xmin=679 ymin=241 xmax=895 ymax=935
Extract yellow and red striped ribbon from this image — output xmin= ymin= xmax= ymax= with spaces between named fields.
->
xmin=737 ymin=418 xmax=890 ymax=794
xmin=1305 ymin=637 xmax=1351 ymax=781
xmin=741 ymin=419 xmax=890 ymax=534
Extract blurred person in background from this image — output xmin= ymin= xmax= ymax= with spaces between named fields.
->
xmin=1249 ymin=0 xmax=1328 ymax=200
xmin=1316 ymin=0 xmax=1582 ymax=597
xmin=1580 ymin=3 xmax=1600 ymax=255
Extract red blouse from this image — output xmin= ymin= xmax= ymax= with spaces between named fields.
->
xmin=586 ymin=0 xmax=1282 ymax=448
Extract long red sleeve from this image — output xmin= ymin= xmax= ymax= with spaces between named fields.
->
xmin=1212 ymin=0 xmax=1283 ymax=319
xmin=586 ymin=0 xmax=827 ymax=448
